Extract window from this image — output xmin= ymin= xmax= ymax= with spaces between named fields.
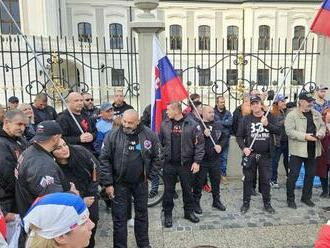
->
xmin=226 ymin=69 xmax=238 ymax=85
xmin=227 ymin=26 xmax=239 ymax=50
xmin=0 ymin=0 xmax=20 ymax=34
xmin=170 ymin=25 xmax=182 ymax=50
xmin=292 ymin=69 xmax=304 ymax=85
xmin=199 ymin=69 xmax=210 ymax=86
xmin=258 ymin=25 xmax=270 ymax=50
xmin=110 ymin=23 xmax=123 ymax=49
xmin=293 ymin=26 xmax=305 ymax=50
xmin=78 ymin=22 xmax=92 ymax=43
xmin=257 ymin=69 xmax=269 ymax=86
xmin=199 ymin=25 xmax=210 ymax=50
xmin=112 ymin=68 xmax=125 ymax=86
xmin=174 ymin=69 xmax=183 ymax=81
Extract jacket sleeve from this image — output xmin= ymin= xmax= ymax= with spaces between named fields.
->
xmin=285 ymin=111 xmax=306 ymax=141
xmin=232 ymin=108 xmax=240 ymax=136
xmin=56 ymin=114 xmax=81 ymax=144
xmin=149 ymin=131 xmax=164 ymax=170
xmin=316 ymin=112 xmax=326 ymax=139
xmin=99 ymin=132 xmax=114 ymax=186
xmin=0 ymin=144 xmax=16 ymax=196
xmin=265 ymin=114 xmax=281 ymax=135
xmin=236 ymin=117 xmax=247 ymax=150
xmin=193 ymin=123 xmax=205 ymax=163
xmin=218 ymin=111 xmax=233 ymax=129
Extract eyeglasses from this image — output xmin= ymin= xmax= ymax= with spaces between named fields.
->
xmin=85 ymin=98 xmax=94 ymax=102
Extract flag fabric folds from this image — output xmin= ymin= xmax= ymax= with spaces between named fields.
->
xmin=151 ymin=36 xmax=188 ymax=133
xmin=311 ymin=0 xmax=330 ymax=37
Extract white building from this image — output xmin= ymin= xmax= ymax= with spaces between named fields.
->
xmin=0 ymin=0 xmax=325 ymax=109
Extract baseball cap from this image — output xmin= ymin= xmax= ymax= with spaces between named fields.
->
xmin=274 ymin=94 xmax=288 ymax=103
xmin=286 ymin=102 xmax=297 ymax=109
xmin=23 ymin=193 xmax=89 ymax=239
xmin=8 ymin=96 xmax=19 ymax=103
xmin=31 ymin=120 xmax=62 ymax=142
xmin=100 ymin=102 xmax=113 ymax=112
xmin=298 ymin=92 xmax=315 ymax=102
xmin=316 ymin=84 xmax=328 ymax=91
xmin=250 ymin=95 xmax=262 ymax=103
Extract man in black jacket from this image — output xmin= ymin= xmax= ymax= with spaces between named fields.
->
xmin=31 ymin=93 xmax=57 ymax=125
xmin=112 ymin=89 xmax=133 ymax=118
xmin=236 ymin=96 xmax=280 ymax=214
xmin=57 ymin=92 xmax=96 ymax=154
xmin=82 ymin=92 xmax=100 ymax=126
xmin=160 ymin=102 xmax=205 ymax=227
xmin=0 ymin=110 xmax=28 ymax=221
xmin=100 ymin=109 xmax=163 ymax=248
xmin=15 ymin=120 xmax=71 ymax=217
xmin=193 ymin=105 xmax=227 ymax=214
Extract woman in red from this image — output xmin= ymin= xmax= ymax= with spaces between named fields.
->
xmin=316 ymin=107 xmax=330 ymax=198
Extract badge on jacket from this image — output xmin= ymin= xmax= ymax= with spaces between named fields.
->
xmin=144 ymin=140 xmax=152 ymax=150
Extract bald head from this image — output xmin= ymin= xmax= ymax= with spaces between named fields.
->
xmin=202 ymin=105 xmax=215 ymax=122
xmin=67 ymin=92 xmax=83 ymax=114
xmin=122 ymin=109 xmax=140 ymax=134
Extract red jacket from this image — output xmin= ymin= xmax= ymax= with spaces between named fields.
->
xmin=315 ymin=224 xmax=330 ymax=248
xmin=316 ymin=130 xmax=330 ymax=178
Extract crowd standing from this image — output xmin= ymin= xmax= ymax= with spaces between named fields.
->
xmin=0 ymin=85 xmax=329 ymax=248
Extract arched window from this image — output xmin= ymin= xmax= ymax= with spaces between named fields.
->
xmin=227 ymin=26 xmax=238 ymax=50
xmin=78 ymin=22 xmax=92 ymax=43
xmin=110 ymin=23 xmax=123 ymax=49
xmin=0 ymin=0 xmax=20 ymax=34
xmin=258 ymin=25 xmax=270 ymax=50
xmin=293 ymin=26 xmax=305 ymax=50
xmin=199 ymin=25 xmax=210 ymax=50
xmin=169 ymin=24 xmax=182 ymax=50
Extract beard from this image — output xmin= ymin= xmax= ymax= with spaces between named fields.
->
xmin=123 ymin=127 xmax=135 ymax=134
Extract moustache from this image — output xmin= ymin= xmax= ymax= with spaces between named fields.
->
xmin=123 ymin=127 xmax=134 ymax=134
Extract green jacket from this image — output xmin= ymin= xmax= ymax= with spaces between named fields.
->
xmin=285 ymin=108 xmax=326 ymax=158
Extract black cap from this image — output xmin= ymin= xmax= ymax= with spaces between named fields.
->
xmin=8 ymin=96 xmax=19 ymax=103
xmin=298 ymin=92 xmax=315 ymax=102
xmin=286 ymin=102 xmax=297 ymax=109
xmin=31 ymin=120 xmax=62 ymax=142
xmin=250 ymin=95 xmax=262 ymax=103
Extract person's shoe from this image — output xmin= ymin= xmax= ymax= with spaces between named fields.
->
xmin=270 ymin=181 xmax=280 ymax=189
xmin=240 ymin=202 xmax=250 ymax=214
xmin=221 ymin=176 xmax=229 ymax=185
xmin=251 ymin=188 xmax=257 ymax=196
xmin=184 ymin=212 xmax=200 ymax=223
xmin=127 ymin=218 xmax=134 ymax=227
xmin=264 ymin=203 xmax=275 ymax=214
xmin=320 ymin=192 xmax=328 ymax=198
xmin=148 ymin=190 xmax=158 ymax=198
xmin=203 ymin=184 xmax=212 ymax=193
xmin=173 ymin=191 xmax=179 ymax=199
xmin=301 ymin=198 xmax=315 ymax=207
xmin=287 ymin=200 xmax=297 ymax=209
xmin=212 ymin=200 xmax=226 ymax=211
xmin=164 ymin=213 xmax=173 ymax=228
xmin=194 ymin=201 xmax=203 ymax=215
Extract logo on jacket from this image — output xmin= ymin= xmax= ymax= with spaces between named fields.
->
xmin=144 ymin=140 xmax=152 ymax=150
xmin=39 ymin=176 xmax=55 ymax=188
xmin=80 ymin=119 xmax=89 ymax=132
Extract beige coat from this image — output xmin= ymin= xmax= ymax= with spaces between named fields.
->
xmin=285 ymin=108 xmax=326 ymax=158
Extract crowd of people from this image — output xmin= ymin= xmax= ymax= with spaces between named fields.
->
xmin=0 ymin=84 xmax=329 ymax=248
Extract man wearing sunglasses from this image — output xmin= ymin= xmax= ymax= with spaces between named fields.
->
xmin=82 ymin=92 xmax=100 ymax=126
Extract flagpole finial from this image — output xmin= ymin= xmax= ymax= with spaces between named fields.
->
xmin=134 ymin=0 xmax=159 ymax=19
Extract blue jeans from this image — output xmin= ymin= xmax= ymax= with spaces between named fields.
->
xmin=219 ymin=144 xmax=229 ymax=176
xmin=271 ymin=141 xmax=289 ymax=183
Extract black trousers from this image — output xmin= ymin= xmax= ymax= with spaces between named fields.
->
xmin=87 ymin=199 xmax=99 ymax=248
xmin=243 ymin=154 xmax=271 ymax=204
xmin=112 ymin=182 xmax=149 ymax=248
xmin=193 ymin=160 xmax=221 ymax=202
xmin=163 ymin=162 xmax=194 ymax=214
xmin=286 ymin=155 xmax=316 ymax=202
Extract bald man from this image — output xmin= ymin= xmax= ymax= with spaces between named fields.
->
xmin=100 ymin=109 xmax=163 ymax=248
xmin=56 ymin=92 xmax=96 ymax=154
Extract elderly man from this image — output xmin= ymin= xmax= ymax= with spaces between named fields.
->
xmin=285 ymin=92 xmax=326 ymax=209
xmin=100 ymin=109 xmax=163 ymax=248
xmin=112 ymin=89 xmax=133 ymax=118
xmin=31 ymin=93 xmax=57 ymax=125
xmin=57 ymin=92 xmax=96 ymax=154
xmin=0 ymin=110 xmax=28 ymax=221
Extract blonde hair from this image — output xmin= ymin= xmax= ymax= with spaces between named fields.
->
xmin=17 ymin=103 xmax=35 ymax=124
xmin=25 ymin=225 xmax=58 ymax=248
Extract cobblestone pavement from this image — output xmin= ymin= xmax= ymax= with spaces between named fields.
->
xmin=95 ymin=179 xmax=330 ymax=248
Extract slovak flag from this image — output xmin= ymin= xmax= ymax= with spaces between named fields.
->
xmin=151 ymin=36 xmax=188 ymax=133
xmin=311 ymin=0 xmax=330 ymax=37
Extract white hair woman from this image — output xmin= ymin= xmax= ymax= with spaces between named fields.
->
xmin=23 ymin=192 xmax=95 ymax=248
xmin=17 ymin=103 xmax=36 ymax=141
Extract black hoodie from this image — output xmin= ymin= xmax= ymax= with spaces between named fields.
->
xmin=112 ymin=101 xmax=133 ymax=117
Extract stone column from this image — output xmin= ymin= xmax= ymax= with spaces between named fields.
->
xmin=129 ymin=0 xmax=165 ymax=114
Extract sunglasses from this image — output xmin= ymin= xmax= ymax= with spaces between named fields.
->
xmin=85 ymin=98 xmax=94 ymax=102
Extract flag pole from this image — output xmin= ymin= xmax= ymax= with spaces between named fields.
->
xmin=0 ymin=0 xmax=84 ymax=134
xmin=248 ymin=30 xmax=312 ymax=150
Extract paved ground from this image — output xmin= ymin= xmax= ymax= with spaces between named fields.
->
xmin=95 ymin=178 xmax=330 ymax=248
